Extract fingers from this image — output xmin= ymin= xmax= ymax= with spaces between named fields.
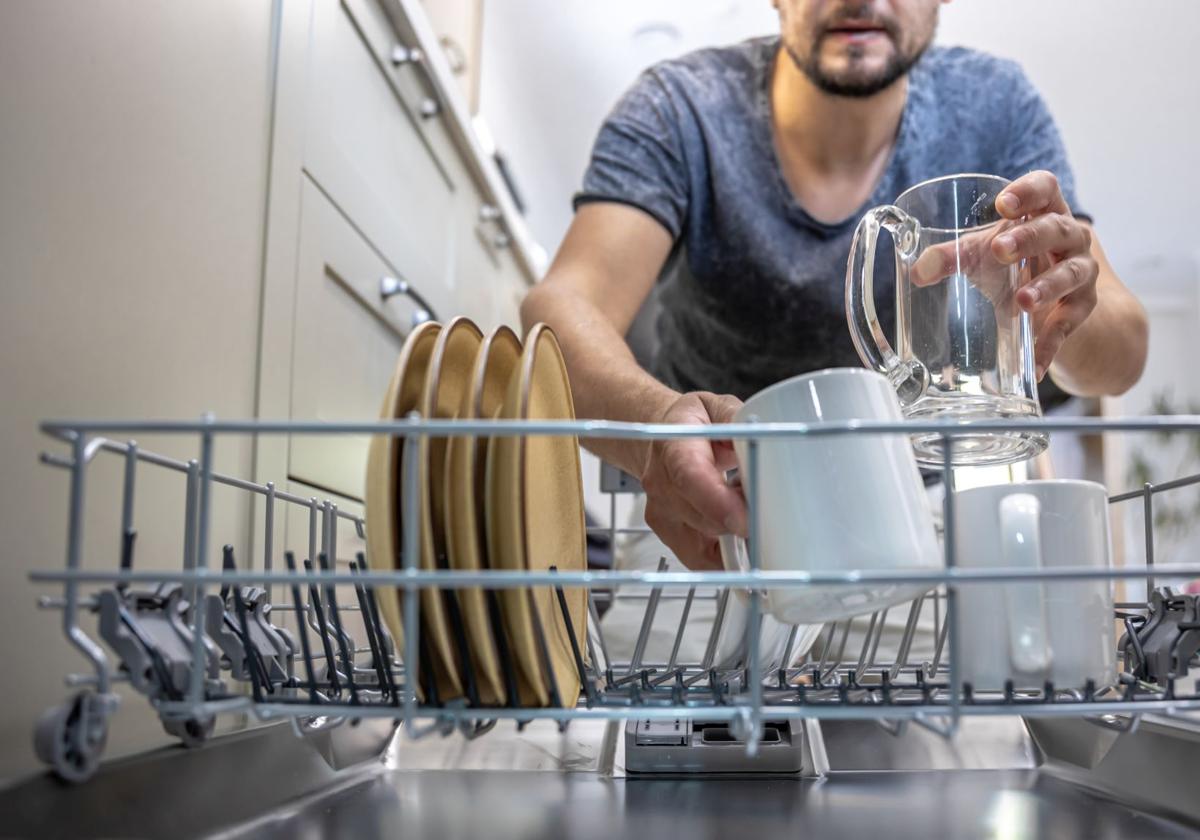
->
xmin=1017 ymin=254 xmax=1098 ymax=312
xmin=992 ymin=212 xmax=1091 ymax=266
xmin=995 ymin=170 xmax=1071 ymax=220
xmin=910 ymin=231 xmax=989 ymax=287
xmin=1034 ymin=289 xmax=1097 ymax=379
xmin=654 ymin=437 xmax=748 ymax=536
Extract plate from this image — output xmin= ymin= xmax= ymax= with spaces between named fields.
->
xmin=363 ymin=320 xmax=440 ymax=700
xmin=485 ymin=324 xmax=588 ymax=707
xmin=416 ymin=317 xmax=485 ymax=700
xmin=444 ymin=325 xmax=523 ymax=704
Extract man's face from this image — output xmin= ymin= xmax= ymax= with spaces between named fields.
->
xmin=775 ymin=0 xmax=941 ymax=97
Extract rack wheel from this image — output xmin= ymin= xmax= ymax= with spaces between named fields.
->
xmin=162 ymin=715 xmax=216 ymax=747
xmin=34 ymin=691 xmax=110 ymax=784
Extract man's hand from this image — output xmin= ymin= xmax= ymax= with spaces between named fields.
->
xmin=909 ymin=170 xmax=1099 ymax=382
xmin=992 ymin=170 xmax=1099 ymax=380
xmin=640 ymin=392 xmax=748 ymax=570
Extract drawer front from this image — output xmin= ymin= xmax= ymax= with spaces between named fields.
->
xmin=290 ymin=176 xmax=443 ymax=499
xmin=306 ymin=0 xmax=454 ymax=302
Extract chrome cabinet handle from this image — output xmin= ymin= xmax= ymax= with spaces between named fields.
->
xmin=379 ymin=275 xmax=437 ymax=328
xmin=390 ymin=44 xmax=441 ymax=119
xmin=478 ymin=204 xmax=510 ymax=250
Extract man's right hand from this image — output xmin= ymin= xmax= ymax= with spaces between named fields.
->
xmin=639 ymin=391 xmax=749 ymax=570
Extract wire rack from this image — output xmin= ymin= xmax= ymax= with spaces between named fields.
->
xmin=28 ymin=413 xmax=1200 ymax=782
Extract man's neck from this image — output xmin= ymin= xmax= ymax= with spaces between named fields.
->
xmin=770 ymin=50 xmax=908 ymax=175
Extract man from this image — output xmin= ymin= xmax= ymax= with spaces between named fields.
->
xmin=521 ymin=0 xmax=1148 ymax=570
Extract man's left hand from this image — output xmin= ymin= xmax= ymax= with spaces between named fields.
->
xmin=991 ymin=170 xmax=1099 ymax=381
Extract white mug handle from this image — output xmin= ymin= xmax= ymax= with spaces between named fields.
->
xmin=999 ymin=493 xmax=1052 ymax=674
xmin=720 ymin=469 xmax=754 ymax=606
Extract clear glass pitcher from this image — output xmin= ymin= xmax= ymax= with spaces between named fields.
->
xmin=845 ymin=173 xmax=1048 ymax=466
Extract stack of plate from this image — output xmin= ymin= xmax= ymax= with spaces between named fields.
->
xmin=364 ymin=318 xmax=588 ymax=708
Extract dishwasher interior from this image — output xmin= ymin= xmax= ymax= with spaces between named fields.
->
xmin=7 ymin=413 xmax=1200 ymax=838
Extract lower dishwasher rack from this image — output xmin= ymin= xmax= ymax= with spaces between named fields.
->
xmin=15 ymin=413 xmax=1200 ymax=836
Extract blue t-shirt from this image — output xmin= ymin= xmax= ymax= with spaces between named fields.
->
xmin=575 ymin=39 xmax=1086 ymax=400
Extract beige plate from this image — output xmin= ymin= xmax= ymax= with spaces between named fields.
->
xmin=485 ymin=323 xmax=588 ymax=707
xmin=444 ymin=325 xmax=523 ymax=704
xmin=363 ymin=320 xmax=440 ymax=700
xmin=417 ymin=316 xmax=484 ymax=700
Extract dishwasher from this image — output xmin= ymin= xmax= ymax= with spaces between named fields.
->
xmin=5 ymin=412 xmax=1200 ymax=839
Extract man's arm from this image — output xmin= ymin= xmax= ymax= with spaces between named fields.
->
xmin=990 ymin=172 xmax=1148 ymax=396
xmin=521 ymin=202 xmax=747 ymax=569
xmin=521 ymin=202 xmax=676 ymax=474
xmin=1044 ymin=227 xmax=1147 ymax=396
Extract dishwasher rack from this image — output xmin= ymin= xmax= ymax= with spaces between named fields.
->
xmin=28 ymin=414 xmax=1200 ymax=782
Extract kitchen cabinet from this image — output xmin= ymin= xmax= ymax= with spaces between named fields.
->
xmin=0 ymin=0 xmax=537 ymax=783
xmin=0 ymin=0 xmax=274 ymax=779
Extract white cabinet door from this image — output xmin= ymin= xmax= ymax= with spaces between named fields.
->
xmin=289 ymin=176 xmax=444 ymax=500
xmin=306 ymin=0 xmax=455 ymax=303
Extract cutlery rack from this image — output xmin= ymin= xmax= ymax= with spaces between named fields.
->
xmin=28 ymin=413 xmax=1200 ymax=782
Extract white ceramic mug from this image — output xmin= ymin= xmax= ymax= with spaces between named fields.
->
xmin=721 ymin=368 xmax=941 ymax=624
xmin=954 ymin=480 xmax=1116 ymax=691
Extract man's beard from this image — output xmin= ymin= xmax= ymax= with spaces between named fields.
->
xmin=786 ymin=31 xmax=929 ymax=98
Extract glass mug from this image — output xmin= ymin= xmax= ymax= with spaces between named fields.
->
xmin=845 ymin=173 xmax=1048 ymax=467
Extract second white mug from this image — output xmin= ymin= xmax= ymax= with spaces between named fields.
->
xmin=723 ymin=368 xmax=941 ymax=624
xmin=954 ymin=479 xmax=1116 ymax=691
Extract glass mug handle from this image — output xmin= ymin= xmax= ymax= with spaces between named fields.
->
xmin=999 ymin=493 xmax=1052 ymax=674
xmin=844 ymin=204 xmax=928 ymax=405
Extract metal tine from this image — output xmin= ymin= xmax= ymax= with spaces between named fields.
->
xmin=777 ymin=623 xmax=799 ymax=685
xmin=284 ymin=551 xmax=319 ymax=701
xmin=550 ymin=566 xmax=594 ymax=706
xmin=866 ymin=607 xmax=890 ymax=674
xmin=928 ymin=598 xmax=951 ymax=679
xmin=350 ymin=556 xmax=391 ymax=701
xmin=888 ymin=594 xmax=927 ymax=682
xmin=303 ymin=559 xmax=343 ymax=696
xmin=439 ymin=561 xmax=480 ymax=708
xmin=586 ymin=590 xmax=610 ymax=677
xmin=627 ymin=557 xmax=669 ymax=676
xmin=117 ymin=441 xmax=138 ymax=593
xmin=651 ymin=586 xmax=696 ymax=686
xmin=222 ymin=545 xmax=273 ymax=691
xmin=317 ymin=552 xmax=359 ymax=704
xmin=232 ymin=582 xmax=265 ymax=704
xmin=688 ymin=589 xmax=731 ymax=687
xmin=853 ymin=611 xmax=885 ymax=682
xmin=322 ymin=503 xmax=356 ymax=656
xmin=816 ymin=619 xmax=854 ymax=686
xmin=485 ymin=587 xmax=521 ymax=708
xmin=525 ymin=587 xmax=564 ymax=719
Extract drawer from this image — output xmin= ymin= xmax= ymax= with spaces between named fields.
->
xmin=289 ymin=176 xmax=447 ymax=500
xmin=306 ymin=0 xmax=454 ymax=297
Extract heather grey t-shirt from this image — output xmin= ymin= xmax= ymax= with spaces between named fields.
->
xmin=575 ymin=39 xmax=1086 ymax=401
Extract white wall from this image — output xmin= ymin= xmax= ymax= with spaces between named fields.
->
xmin=479 ymin=0 xmax=1200 ymax=292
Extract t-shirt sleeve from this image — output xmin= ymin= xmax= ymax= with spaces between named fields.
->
xmin=573 ymin=70 xmax=690 ymax=238
xmin=1002 ymin=66 xmax=1090 ymax=221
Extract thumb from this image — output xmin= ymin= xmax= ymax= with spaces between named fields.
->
xmin=698 ymin=392 xmax=743 ymax=425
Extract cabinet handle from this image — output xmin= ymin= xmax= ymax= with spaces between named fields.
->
xmin=390 ymin=44 xmax=441 ymax=119
xmin=379 ymin=275 xmax=438 ymax=328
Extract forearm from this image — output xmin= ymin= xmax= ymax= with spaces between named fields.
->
xmin=521 ymin=281 xmax=678 ymax=476
xmin=1049 ymin=233 xmax=1148 ymax=397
